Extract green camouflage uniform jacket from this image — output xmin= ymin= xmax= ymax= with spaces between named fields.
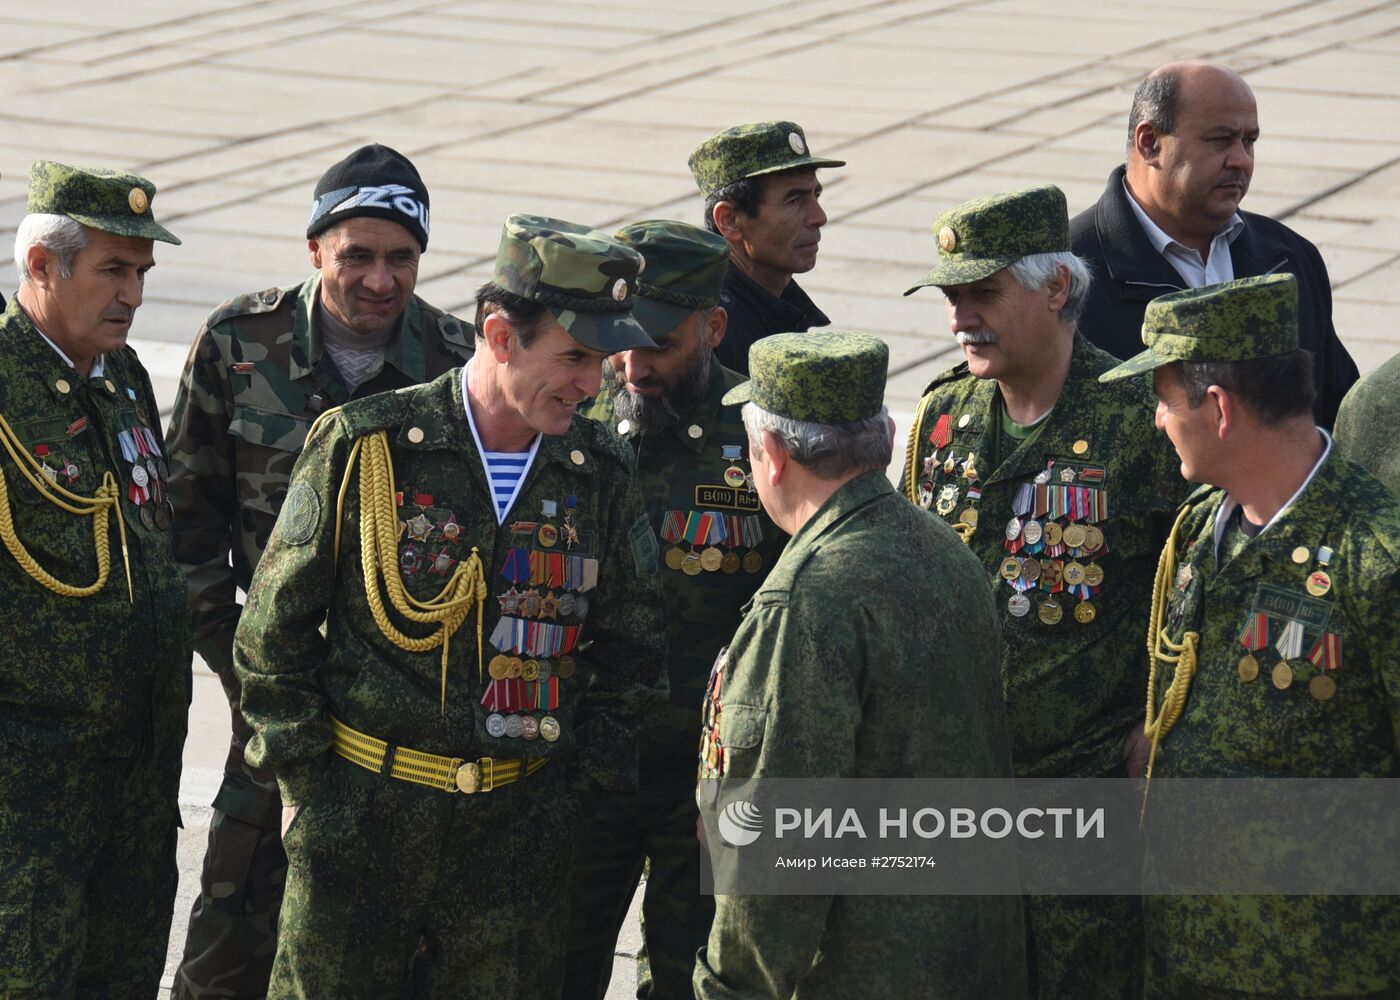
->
xmin=1146 ymin=444 xmax=1400 ymax=995
xmin=901 ymin=335 xmax=1185 ymax=778
xmin=581 ymin=363 xmax=786 ymax=797
xmin=695 ymin=472 xmax=1024 ymax=999
xmin=233 ymin=369 xmax=667 ymax=808
xmin=165 ymin=275 xmax=471 ymax=821
xmin=0 ymin=296 xmax=191 ymax=760
xmin=1334 ymin=350 xmax=1400 ymax=497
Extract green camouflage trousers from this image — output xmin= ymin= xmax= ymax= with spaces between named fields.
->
xmin=1026 ymin=894 xmax=1143 ymax=1000
xmin=270 ymin=753 xmax=580 ymax=999
xmin=563 ymin=791 xmax=713 ymax=1000
xmin=176 ymin=668 xmax=286 ymax=1000
xmin=0 ymin=739 xmax=181 ymax=999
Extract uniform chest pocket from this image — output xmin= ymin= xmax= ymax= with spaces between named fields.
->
xmin=229 ymin=404 xmax=312 ymax=515
xmin=720 ymin=702 xmax=767 ymax=752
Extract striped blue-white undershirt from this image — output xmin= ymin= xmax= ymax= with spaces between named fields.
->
xmin=461 ymin=363 xmax=541 ymax=523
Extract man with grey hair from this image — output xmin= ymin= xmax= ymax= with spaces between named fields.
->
xmin=901 ymin=184 xmax=1186 ymax=998
xmin=0 ymin=160 xmax=188 ymax=996
xmin=695 ymin=331 xmax=1024 ymax=998
xmin=1072 ymin=60 xmax=1357 ymax=428
xmin=164 ymin=143 xmax=472 ymax=1000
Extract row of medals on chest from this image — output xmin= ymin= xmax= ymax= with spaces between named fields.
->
xmin=1234 ymin=543 xmax=1339 ymax=702
xmin=395 ymin=492 xmax=583 ymax=579
xmin=663 ymin=447 xmax=764 ymax=576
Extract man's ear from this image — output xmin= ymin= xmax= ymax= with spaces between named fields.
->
xmin=760 ymin=429 xmax=786 ymax=486
xmin=307 ymin=238 xmax=324 ymax=270
xmin=25 ymin=244 xmax=55 ymax=289
xmin=1207 ymin=385 xmax=1233 ymax=440
xmin=712 ymin=201 xmax=745 ymax=242
xmin=1134 ymin=121 xmax=1163 ymax=166
xmin=704 ymin=305 xmax=727 ymax=350
xmin=482 ymin=313 xmax=515 ymax=364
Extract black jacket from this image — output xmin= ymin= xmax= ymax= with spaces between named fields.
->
xmin=1071 ymin=164 xmax=1358 ymax=429
xmin=714 ymin=264 xmax=828 ymax=376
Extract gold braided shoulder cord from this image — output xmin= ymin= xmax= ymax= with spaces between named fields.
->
xmin=0 ymin=411 xmax=131 ymax=601
xmin=903 ymin=392 xmax=976 ymax=545
xmin=1140 ymin=503 xmax=1201 ymax=822
xmin=330 ymin=425 xmax=486 ymax=716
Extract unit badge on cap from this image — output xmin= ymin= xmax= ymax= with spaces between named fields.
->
xmin=128 ymin=188 xmax=148 ymax=214
xmin=938 ymin=226 xmax=957 ymax=252
xmin=788 ymin=132 xmax=806 ymax=154
xmin=611 ymin=279 xmax=628 ymax=301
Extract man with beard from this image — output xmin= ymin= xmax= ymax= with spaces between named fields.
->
xmin=689 ymin=121 xmax=843 ymax=375
xmin=1071 ymin=61 xmax=1357 ymax=428
xmin=901 ymin=184 xmax=1186 ymax=998
xmin=566 ymin=221 xmax=785 ymax=999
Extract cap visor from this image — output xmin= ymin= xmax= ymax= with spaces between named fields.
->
xmin=720 ymin=380 xmax=754 ymax=407
xmin=904 ymin=256 xmax=1021 ymax=296
xmin=69 ymin=212 xmax=181 ymax=245
xmin=628 ymin=296 xmax=695 ymax=342
xmin=1098 ymin=349 xmax=1166 ymax=383
xmin=551 ymin=307 xmax=656 ymax=353
xmin=747 ymin=156 xmax=847 ymax=182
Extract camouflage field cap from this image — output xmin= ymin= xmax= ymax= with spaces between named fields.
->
xmin=722 ymin=331 xmax=888 ymax=424
xmin=904 ymin=184 xmax=1068 ymax=294
xmin=1100 ymin=274 xmax=1300 ymax=383
xmin=688 ymin=121 xmax=846 ymax=198
xmin=492 ymin=214 xmax=654 ymax=353
xmin=614 ymin=220 xmax=730 ymax=340
xmin=27 ymin=160 xmax=180 ymax=245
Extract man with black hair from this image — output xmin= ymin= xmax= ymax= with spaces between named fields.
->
xmin=234 ymin=214 xmax=666 ymax=996
xmin=1101 ymin=273 xmax=1400 ymax=999
xmin=688 ymin=121 xmax=843 ymax=375
xmin=165 ymin=143 xmax=472 ymax=1000
xmin=1071 ymin=61 xmax=1358 ymax=428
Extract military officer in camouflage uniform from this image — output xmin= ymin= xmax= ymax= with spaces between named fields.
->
xmin=164 ymin=143 xmax=473 ymax=1000
xmin=0 ymin=161 xmax=188 ymax=997
xmin=234 ymin=214 xmax=667 ymax=998
xmin=900 ymin=185 xmax=1187 ymax=998
xmin=1334 ymin=351 xmax=1400 ymax=496
xmin=1101 ymin=274 xmax=1400 ymax=999
xmin=689 ymin=121 xmax=843 ymax=375
xmin=564 ymin=221 xmax=785 ymax=998
xmin=694 ymin=331 xmax=1024 ymax=998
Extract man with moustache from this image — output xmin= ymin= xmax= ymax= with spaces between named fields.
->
xmin=165 ymin=143 xmax=473 ymax=1000
xmin=1072 ymin=60 xmax=1357 ymax=428
xmin=566 ymin=221 xmax=785 ymax=998
xmin=689 ymin=121 xmax=844 ymax=375
xmin=901 ymin=184 xmax=1186 ymax=998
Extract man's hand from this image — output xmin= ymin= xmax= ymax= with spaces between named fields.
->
xmin=1122 ymin=723 xmax=1151 ymax=778
xmin=281 ymin=804 xmax=300 ymax=840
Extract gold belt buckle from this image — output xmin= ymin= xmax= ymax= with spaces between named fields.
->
xmin=453 ymin=758 xmax=480 ymax=794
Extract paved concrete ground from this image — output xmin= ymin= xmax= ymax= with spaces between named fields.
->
xmin=2 ymin=1 xmax=1398 ymax=996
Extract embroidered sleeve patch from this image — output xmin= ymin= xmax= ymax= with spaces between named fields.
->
xmin=277 ymin=482 xmax=321 ymax=546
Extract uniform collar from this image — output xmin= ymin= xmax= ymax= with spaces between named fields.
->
xmin=666 ymin=362 xmax=729 ymax=453
xmin=784 ymin=470 xmax=892 ymax=556
xmin=3 ymin=296 xmax=114 ymax=401
xmin=1212 ymin=429 xmax=1333 ymax=562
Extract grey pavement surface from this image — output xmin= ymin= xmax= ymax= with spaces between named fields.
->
xmin=2 ymin=1 xmax=1398 ymax=997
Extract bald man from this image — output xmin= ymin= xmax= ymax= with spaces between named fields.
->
xmin=1072 ymin=61 xmax=1357 ymax=428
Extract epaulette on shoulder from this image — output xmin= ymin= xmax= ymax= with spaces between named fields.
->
xmin=205 ymin=286 xmax=291 ymax=328
xmin=921 ymin=360 xmax=972 ymax=396
xmin=335 ymin=383 xmax=417 ymax=437
xmin=418 ymin=298 xmax=474 ymax=348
